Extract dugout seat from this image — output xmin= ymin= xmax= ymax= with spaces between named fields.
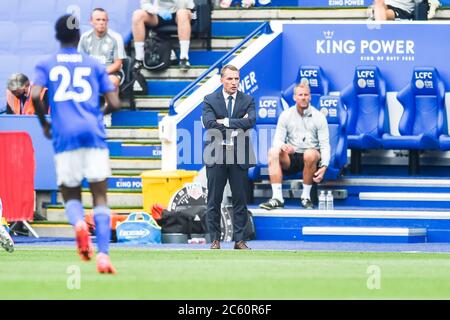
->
xmin=281 ymin=65 xmax=329 ymax=108
xmin=316 ymin=95 xmax=348 ymax=181
xmin=0 ymin=22 xmax=19 ymax=54
xmin=19 ymin=22 xmax=57 ymax=54
xmin=0 ymin=55 xmax=22 ymax=114
xmin=341 ymin=66 xmax=387 ymax=174
xmin=248 ymin=96 xmax=284 ymax=181
xmin=148 ymin=0 xmax=213 ymax=51
xmin=382 ymin=67 xmax=445 ymax=175
xmin=18 ymin=0 xmax=57 ymax=22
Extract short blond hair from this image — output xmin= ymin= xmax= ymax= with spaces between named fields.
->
xmin=294 ymin=81 xmax=311 ymax=95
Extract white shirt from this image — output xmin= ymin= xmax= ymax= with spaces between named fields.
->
xmin=385 ymin=0 xmax=415 ymax=13
xmin=222 ymin=90 xmax=237 ymax=127
xmin=273 ymin=105 xmax=330 ymax=167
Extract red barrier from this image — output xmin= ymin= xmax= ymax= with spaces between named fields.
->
xmin=0 ymin=132 xmax=35 ymax=222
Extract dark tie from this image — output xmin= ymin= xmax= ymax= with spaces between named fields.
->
xmin=227 ymin=95 xmax=233 ymax=118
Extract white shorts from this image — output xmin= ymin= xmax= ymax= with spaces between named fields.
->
xmin=54 ymin=148 xmax=111 ymax=187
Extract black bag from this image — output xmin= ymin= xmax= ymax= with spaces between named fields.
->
xmin=143 ymin=31 xmax=172 ymax=71
xmin=119 ymin=57 xmax=148 ymax=109
xmin=160 ymin=206 xmax=207 ymax=236
xmin=222 ymin=205 xmax=256 ymax=241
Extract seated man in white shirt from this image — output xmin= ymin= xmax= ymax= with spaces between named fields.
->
xmin=259 ymin=82 xmax=330 ymax=210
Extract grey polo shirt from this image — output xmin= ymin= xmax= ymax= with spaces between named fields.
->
xmin=272 ymin=105 xmax=330 ymax=167
xmin=78 ymin=29 xmax=126 ymax=67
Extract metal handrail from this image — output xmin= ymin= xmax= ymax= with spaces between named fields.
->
xmin=168 ymin=21 xmax=273 ymax=116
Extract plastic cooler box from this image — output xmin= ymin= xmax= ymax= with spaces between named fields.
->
xmin=140 ymin=169 xmax=198 ymax=211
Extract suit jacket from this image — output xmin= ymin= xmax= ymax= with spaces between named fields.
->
xmin=202 ymin=90 xmax=256 ymax=169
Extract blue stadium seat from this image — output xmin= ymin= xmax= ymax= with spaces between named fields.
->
xmin=0 ymin=55 xmax=22 ymax=114
xmin=341 ymin=66 xmax=387 ymax=173
xmin=91 ymin=0 xmax=140 ymax=40
xmin=56 ymin=0 xmax=93 ymax=22
xmin=19 ymin=22 xmax=57 ymax=54
xmin=17 ymin=0 xmax=57 ymax=22
xmin=281 ymin=65 xmax=329 ymax=108
xmin=382 ymin=67 xmax=445 ymax=174
xmin=0 ymin=0 xmax=18 ymax=21
xmin=316 ymin=96 xmax=348 ymax=181
xmin=20 ymin=55 xmax=49 ymax=80
xmin=0 ymin=22 xmax=19 ymax=54
xmin=248 ymin=96 xmax=284 ymax=181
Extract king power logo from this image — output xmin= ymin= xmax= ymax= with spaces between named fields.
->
xmin=317 ymin=31 xmax=415 ymax=62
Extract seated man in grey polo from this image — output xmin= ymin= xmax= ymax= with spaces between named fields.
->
xmin=78 ymin=7 xmax=127 ymax=91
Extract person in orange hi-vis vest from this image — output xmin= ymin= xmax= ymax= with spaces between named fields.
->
xmin=5 ymin=73 xmax=49 ymax=115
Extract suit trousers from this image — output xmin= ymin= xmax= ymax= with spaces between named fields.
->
xmin=206 ymin=162 xmax=249 ymax=242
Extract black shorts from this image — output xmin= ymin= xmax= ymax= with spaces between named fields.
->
xmin=282 ymin=153 xmax=305 ymax=176
xmin=154 ymin=10 xmax=195 ymax=27
xmin=387 ymin=5 xmax=414 ymax=20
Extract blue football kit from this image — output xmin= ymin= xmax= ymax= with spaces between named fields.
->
xmin=34 ymin=47 xmax=115 ymax=154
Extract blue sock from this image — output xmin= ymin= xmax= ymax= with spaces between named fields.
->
xmin=65 ymin=200 xmax=84 ymax=227
xmin=94 ymin=206 xmax=111 ymax=254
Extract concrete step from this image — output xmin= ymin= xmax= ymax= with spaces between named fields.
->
xmin=106 ymin=128 xmax=159 ymax=140
xmin=110 ymin=157 xmax=161 ymax=171
xmin=141 ymin=66 xmax=207 ymax=79
xmin=54 ymin=191 xmax=143 ymax=207
xmin=211 ymin=7 xmax=368 ymax=20
xmin=134 ymin=97 xmax=171 ymax=109
xmin=250 ymin=206 xmax=450 ymax=242
xmin=31 ymin=223 xmax=74 ymax=238
xmin=45 ymin=206 xmax=142 ymax=222
xmin=302 ymin=226 xmax=427 ymax=243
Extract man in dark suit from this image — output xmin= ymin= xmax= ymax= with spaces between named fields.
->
xmin=202 ymin=64 xmax=256 ymax=250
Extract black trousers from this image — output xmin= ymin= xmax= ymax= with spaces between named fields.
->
xmin=206 ymin=163 xmax=249 ymax=242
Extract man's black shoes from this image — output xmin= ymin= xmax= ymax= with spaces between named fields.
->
xmin=179 ymin=58 xmax=190 ymax=72
xmin=259 ymin=198 xmax=284 ymax=210
xmin=301 ymin=198 xmax=314 ymax=209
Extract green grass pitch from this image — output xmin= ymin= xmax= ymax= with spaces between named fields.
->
xmin=1 ymin=247 xmax=450 ymax=299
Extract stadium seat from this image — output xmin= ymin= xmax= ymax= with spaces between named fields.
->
xmin=248 ymin=96 xmax=284 ymax=181
xmin=281 ymin=65 xmax=329 ymax=108
xmin=19 ymin=55 xmax=49 ymax=79
xmin=92 ymin=0 xmax=140 ymax=41
xmin=382 ymin=67 xmax=445 ymax=175
xmin=0 ymin=0 xmax=18 ymax=21
xmin=149 ymin=0 xmax=213 ymax=50
xmin=341 ymin=66 xmax=387 ymax=174
xmin=17 ymin=0 xmax=57 ymax=22
xmin=19 ymin=22 xmax=57 ymax=54
xmin=0 ymin=22 xmax=19 ymax=54
xmin=0 ymin=55 xmax=22 ymax=114
xmin=56 ymin=0 xmax=93 ymax=22
xmin=316 ymin=95 xmax=348 ymax=181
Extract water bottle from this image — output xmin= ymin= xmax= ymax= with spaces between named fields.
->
xmin=326 ymin=190 xmax=334 ymax=211
xmin=318 ymin=191 xmax=326 ymax=210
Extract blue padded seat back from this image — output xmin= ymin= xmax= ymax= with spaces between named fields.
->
xmin=18 ymin=0 xmax=57 ymax=22
xmin=253 ymin=124 xmax=277 ymax=166
xmin=19 ymin=22 xmax=56 ymax=54
xmin=344 ymin=66 xmax=386 ymax=137
xmin=317 ymin=96 xmax=347 ymax=169
xmin=256 ymin=96 xmax=284 ymax=124
xmin=282 ymin=65 xmax=329 ymax=108
xmin=398 ymin=67 xmax=445 ymax=137
xmin=0 ymin=22 xmax=19 ymax=54
xmin=413 ymin=96 xmax=439 ymax=136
